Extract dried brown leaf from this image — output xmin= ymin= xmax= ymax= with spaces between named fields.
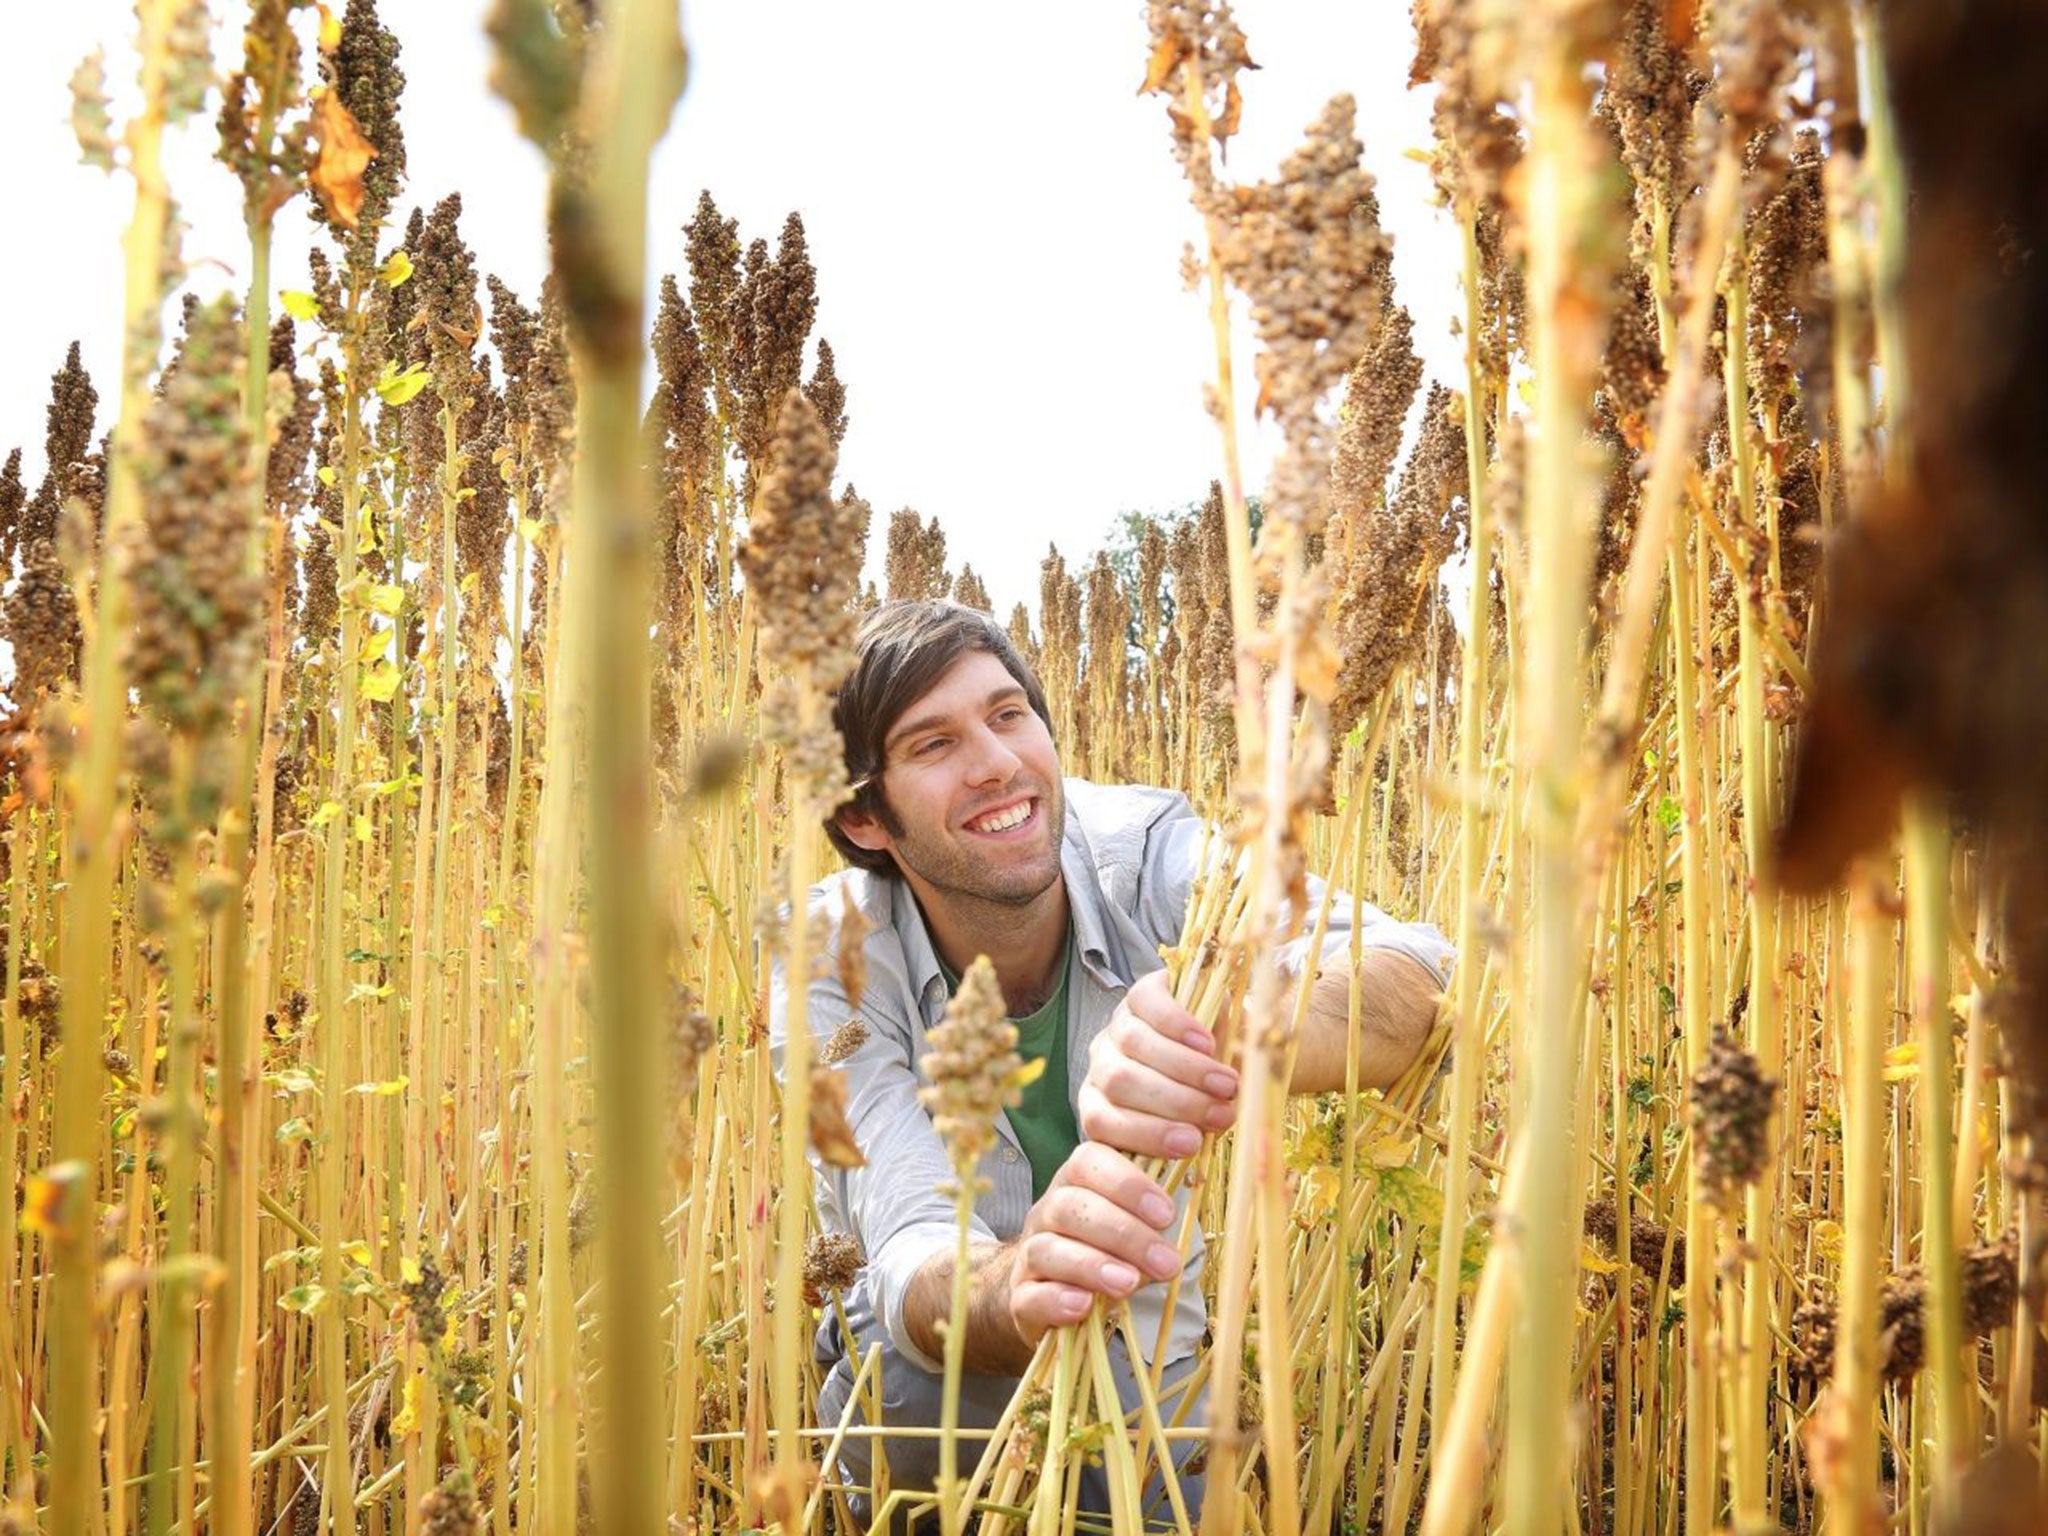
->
xmin=309 ymin=87 xmax=377 ymax=232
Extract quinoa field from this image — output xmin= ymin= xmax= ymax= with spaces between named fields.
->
xmin=2 ymin=1 xmax=2046 ymax=1533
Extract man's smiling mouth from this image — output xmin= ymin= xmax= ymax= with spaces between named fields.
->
xmin=964 ymin=797 xmax=1036 ymax=834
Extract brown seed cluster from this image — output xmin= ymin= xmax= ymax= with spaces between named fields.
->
xmin=1328 ymin=382 xmax=1467 ymax=744
xmin=419 ymin=1471 xmax=481 ymax=1536
xmin=1582 ymin=1195 xmax=1686 ymax=1282
xmin=884 ymin=508 xmax=949 ymax=601
xmin=1793 ymin=1236 xmax=2020 ymax=1384
xmin=317 ymin=0 xmax=407 ymax=252
xmin=737 ymin=392 xmax=864 ymax=806
xmin=818 ymin=1015 xmax=870 ymax=1067
xmin=919 ymin=955 xmax=1022 ymax=1177
xmin=1689 ymin=1032 xmax=1777 ymax=1206
xmin=950 ymin=565 xmax=992 ymax=614
xmin=129 ymin=296 xmax=263 ymax=742
xmin=800 ymin=1230 xmax=864 ymax=1308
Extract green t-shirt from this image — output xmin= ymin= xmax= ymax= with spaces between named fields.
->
xmin=938 ymin=936 xmax=1080 ymax=1202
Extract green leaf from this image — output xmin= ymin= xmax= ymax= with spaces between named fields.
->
xmin=276 ymin=1117 xmax=313 ymax=1146
xmin=281 ymin=290 xmax=320 ymax=322
xmin=1655 ymin=795 xmax=1682 ymax=833
xmin=375 ymin=361 xmax=431 ymax=407
xmin=379 ymin=249 xmax=414 ymax=287
xmin=278 ymin=1283 xmax=329 ymax=1315
xmin=267 ymin=1067 xmax=319 ymax=1095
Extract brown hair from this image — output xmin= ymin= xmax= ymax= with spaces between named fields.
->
xmin=827 ymin=600 xmax=1054 ymax=876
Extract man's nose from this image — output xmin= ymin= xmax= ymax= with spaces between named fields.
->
xmin=962 ymin=725 xmax=1022 ymax=784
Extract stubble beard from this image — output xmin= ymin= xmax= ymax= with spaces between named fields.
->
xmin=885 ymin=782 xmax=1068 ymax=912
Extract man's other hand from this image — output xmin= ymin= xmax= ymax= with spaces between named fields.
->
xmin=1078 ymin=969 xmax=1239 ymax=1159
xmin=1004 ymin=1142 xmax=1184 ymax=1349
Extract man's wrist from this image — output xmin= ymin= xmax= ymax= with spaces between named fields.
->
xmin=904 ymin=1240 xmax=1033 ymax=1376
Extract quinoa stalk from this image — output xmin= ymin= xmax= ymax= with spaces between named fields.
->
xmin=1427 ymin=198 xmax=1497 ymax=1450
xmin=47 ymin=5 xmax=188 ymax=1527
xmin=315 ymin=267 xmax=369 ymax=1536
xmin=1719 ymin=225 xmax=1780 ymax=1536
xmin=1500 ymin=8 xmax=1619 ymax=1530
xmin=561 ymin=6 xmax=687 ymax=1530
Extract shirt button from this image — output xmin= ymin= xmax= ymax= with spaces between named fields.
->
xmin=1004 ymin=1147 xmax=1021 ymax=1164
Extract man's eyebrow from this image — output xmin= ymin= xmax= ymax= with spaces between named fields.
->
xmin=883 ymin=685 xmax=1028 ymax=754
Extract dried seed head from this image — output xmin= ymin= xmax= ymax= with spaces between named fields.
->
xmin=1211 ymin=96 xmax=1387 ymax=535
xmin=317 ymin=0 xmax=408 ymax=249
xmin=419 ymin=1471 xmax=481 ymax=1536
xmin=886 ymin=508 xmax=949 ymax=602
xmin=737 ymin=392 xmax=863 ymax=806
xmin=1605 ymin=0 xmax=1703 ymax=238
xmin=417 ymin=193 xmax=482 ymax=393
xmin=819 ymin=1015 xmax=870 ymax=1067
xmin=801 ymin=1230 xmax=865 ymax=1307
xmin=685 ymin=190 xmax=744 ymax=414
xmin=130 ymin=297 xmax=263 ymax=739
xmin=1006 ymin=602 xmax=1038 ymax=670
xmin=951 ymin=565 xmax=992 ymax=613
xmin=805 ymin=338 xmax=847 ymax=448
xmin=8 ymin=542 xmax=81 ymax=705
xmin=1329 ymin=383 xmax=1467 ymax=742
xmin=733 ymin=213 xmax=819 ymax=487
xmin=1083 ymin=550 xmax=1130 ymax=711
xmin=920 ymin=955 xmax=1023 ymax=1174
xmin=1689 ymin=1032 xmax=1777 ymax=1206
xmin=0 ymin=449 xmax=23 ymax=571
xmin=1745 ymin=129 xmax=1828 ymax=404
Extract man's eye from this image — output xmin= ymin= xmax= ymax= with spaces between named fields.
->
xmin=912 ymin=737 xmax=948 ymax=757
xmin=994 ymin=708 xmax=1025 ymax=725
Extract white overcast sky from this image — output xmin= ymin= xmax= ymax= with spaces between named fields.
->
xmin=2 ymin=2 xmax=1460 ymax=619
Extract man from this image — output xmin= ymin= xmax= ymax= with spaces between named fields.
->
xmin=770 ymin=599 xmax=1452 ymax=1530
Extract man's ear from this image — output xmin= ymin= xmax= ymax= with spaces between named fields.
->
xmin=834 ymin=802 xmax=895 ymax=856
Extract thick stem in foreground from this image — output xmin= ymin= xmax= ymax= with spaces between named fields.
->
xmin=564 ymin=5 xmax=687 ymax=1532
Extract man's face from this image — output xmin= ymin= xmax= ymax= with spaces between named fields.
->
xmin=843 ymin=649 xmax=1066 ymax=909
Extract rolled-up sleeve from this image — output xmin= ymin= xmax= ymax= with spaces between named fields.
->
xmin=768 ymin=884 xmax=1001 ymax=1374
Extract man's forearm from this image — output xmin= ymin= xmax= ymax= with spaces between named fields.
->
xmin=902 ymin=1242 xmax=1036 ymax=1377
xmin=1289 ymin=948 xmax=1444 ymax=1096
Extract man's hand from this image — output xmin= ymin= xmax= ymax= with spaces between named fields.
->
xmin=903 ymin=1142 xmax=1184 ymax=1375
xmin=1078 ymin=970 xmax=1240 ymax=1159
xmin=1004 ymin=1142 xmax=1185 ymax=1346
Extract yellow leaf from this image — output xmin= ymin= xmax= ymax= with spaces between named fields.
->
xmin=380 ymin=249 xmax=413 ymax=287
xmin=309 ymin=87 xmax=378 ymax=232
xmin=1011 ymin=1056 xmax=1048 ymax=1090
xmin=518 ymin=517 xmax=543 ymax=544
xmin=1364 ymin=1135 xmax=1418 ymax=1170
xmin=1296 ymin=1165 xmax=1341 ymax=1225
xmin=1813 ymin=1219 xmax=1845 ymax=1265
xmin=353 ymin=812 xmax=373 ymax=842
xmin=1581 ymin=1243 xmax=1620 ymax=1277
xmin=389 ymin=1371 xmax=423 ymax=1440
xmin=309 ymin=799 xmax=342 ymax=828
xmin=316 ymin=1 xmax=342 ymax=52
xmin=341 ymin=1241 xmax=373 ymax=1267
xmin=316 ymin=465 xmax=337 ymax=487
xmin=21 ymin=1161 xmax=89 ymax=1236
xmin=401 ymin=1255 xmax=422 ymax=1286
xmin=280 ymin=289 xmax=320 ymax=322
xmin=375 ymin=361 xmax=431 ymax=407
xmin=359 ymin=659 xmax=401 ymax=703
xmin=1882 ymin=1040 xmax=1920 ymax=1083
xmin=355 ymin=583 xmax=405 ymax=616
xmin=349 ymin=1077 xmax=410 ymax=1097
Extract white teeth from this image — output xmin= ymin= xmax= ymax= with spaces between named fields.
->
xmin=971 ymin=801 xmax=1031 ymax=833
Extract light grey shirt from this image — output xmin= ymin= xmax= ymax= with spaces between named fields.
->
xmin=769 ymin=777 xmax=1455 ymax=1376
